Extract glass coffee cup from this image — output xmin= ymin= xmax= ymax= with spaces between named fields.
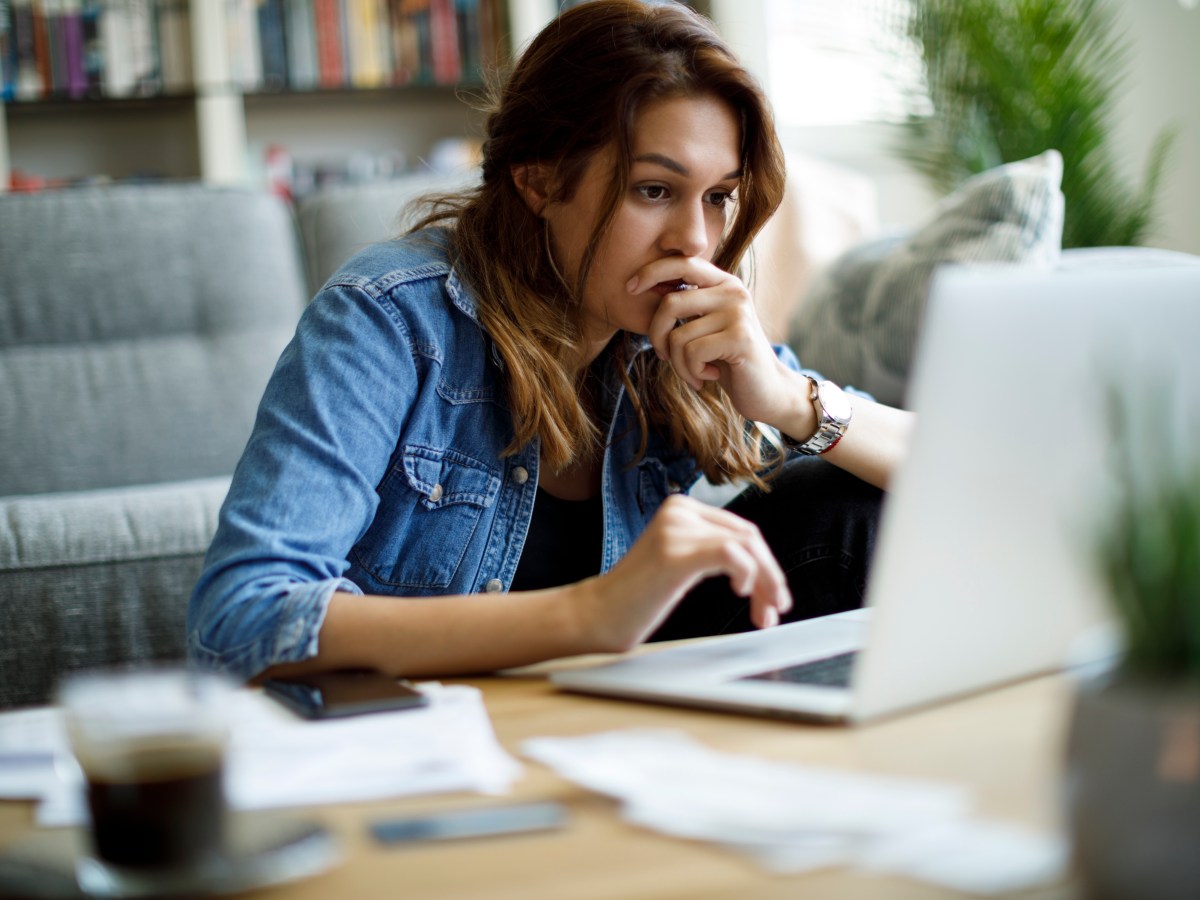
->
xmin=58 ymin=666 xmax=235 ymax=871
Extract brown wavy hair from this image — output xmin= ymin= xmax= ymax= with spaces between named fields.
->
xmin=411 ymin=0 xmax=787 ymax=485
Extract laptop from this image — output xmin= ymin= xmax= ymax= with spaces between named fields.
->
xmin=551 ymin=261 xmax=1200 ymax=723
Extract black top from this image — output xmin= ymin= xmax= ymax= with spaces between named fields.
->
xmin=510 ymin=488 xmax=603 ymax=592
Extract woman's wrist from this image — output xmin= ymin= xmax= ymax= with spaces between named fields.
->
xmin=559 ymin=575 xmax=628 ymax=656
xmin=771 ymin=369 xmax=820 ymax=446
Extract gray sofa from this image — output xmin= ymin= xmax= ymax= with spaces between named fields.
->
xmin=0 ymin=185 xmax=308 ymax=709
xmin=0 ymin=174 xmax=477 ymax=709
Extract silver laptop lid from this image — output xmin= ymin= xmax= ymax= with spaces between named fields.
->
xmin=851 ymin=262 xmax=1200 ymax=721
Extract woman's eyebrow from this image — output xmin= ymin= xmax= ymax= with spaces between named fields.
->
xmin=633 ymin=152 xmax=742 ymax=181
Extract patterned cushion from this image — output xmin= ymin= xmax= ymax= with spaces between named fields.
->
xmin=787 ymin=151 xmax=1065 ymax=407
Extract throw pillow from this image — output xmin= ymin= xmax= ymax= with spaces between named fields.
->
xmin=786 ymin=150 xmax=1065 ymax=407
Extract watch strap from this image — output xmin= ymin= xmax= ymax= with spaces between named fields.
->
xmin=782 ymin=377 xmax=851 ymax=456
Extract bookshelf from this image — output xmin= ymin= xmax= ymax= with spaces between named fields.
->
xmin=0 ymin=0 xmax=557 ymax=193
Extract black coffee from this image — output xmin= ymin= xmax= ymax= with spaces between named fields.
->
xmin=83 ymin=743 xmax=225 ymax=869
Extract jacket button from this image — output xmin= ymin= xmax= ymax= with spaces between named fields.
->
xmin=511 ymin=466 xmax=529 ymax=485
xmin=484 ymin=578 xmax=503 ymax=593
xmin=428 ymin=483 xmax=444 ymax=502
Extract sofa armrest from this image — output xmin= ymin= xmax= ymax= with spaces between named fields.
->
xmin=0 ymin=477 xmax=229 ymax=709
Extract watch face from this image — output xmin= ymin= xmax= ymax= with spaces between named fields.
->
xmin=818 ymin=382 xmax=853 ymax=421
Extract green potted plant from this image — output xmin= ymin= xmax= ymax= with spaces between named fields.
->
xmin=1065 ymin=392 xmax=1200 ymax=898
xmin=900 ymin=0 xmax=1176 ymax=249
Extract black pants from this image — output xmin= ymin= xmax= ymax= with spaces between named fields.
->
xmin=647 ymin=457 xmax=884 ymax=642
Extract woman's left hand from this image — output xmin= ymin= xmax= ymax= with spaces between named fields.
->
xmin=637 ymin=256 xmax=806 ymax=425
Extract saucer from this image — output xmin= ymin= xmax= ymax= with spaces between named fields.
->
xmin=0 ymin=811 xmax=340 ymax=898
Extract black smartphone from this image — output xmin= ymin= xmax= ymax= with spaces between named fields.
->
xmin=262 ymin=669 xmax=429 ymax=719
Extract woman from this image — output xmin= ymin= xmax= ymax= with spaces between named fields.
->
xmin=188 ymin=0 xmax=913 ymax=682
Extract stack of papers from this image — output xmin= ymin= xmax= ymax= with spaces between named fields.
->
xmin=523 ymin=729 xmax=1067 ymax=895
xmin=0 ymin=684 xmax=521 ymax=827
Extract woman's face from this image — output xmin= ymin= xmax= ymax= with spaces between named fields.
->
xmin=541 ymin=93 xmax=743 ymax=351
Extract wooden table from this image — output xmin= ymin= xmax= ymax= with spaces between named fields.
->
xmin=0 ymin=668 xmax=1081 ymax=899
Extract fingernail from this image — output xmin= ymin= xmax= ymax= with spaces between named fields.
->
xmin=763 ymin=607 xmax=779 ymax=628
xmin=626 ymin=276 xmax=639 ymax=293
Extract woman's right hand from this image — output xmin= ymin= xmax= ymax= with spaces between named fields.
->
xmin=573 ymin=494 xmax=792 ymax=653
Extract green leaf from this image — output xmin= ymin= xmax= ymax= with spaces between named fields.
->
xmin=900 ymin=0 xmax=1177 ymax=248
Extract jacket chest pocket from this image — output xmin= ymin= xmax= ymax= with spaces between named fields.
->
xmin=636 ymin=456 xmax=695 ymax=519
xmin=354 ymin=445 xmax=501 ymax=590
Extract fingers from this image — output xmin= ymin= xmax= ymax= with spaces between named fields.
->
xmin=715 ymin=512 xmax=793 ymax=628
xmin=667 ymin=319 xmax=745 ymax=390
xmin=636 ymin=264 xmax=763 ymax=396
xmin=627 ymin=256 xmax=714 ymax=297
xmin=645 ymin=284 xmax=719 ymax=365
xmin=591 ymin=496 xmax=794 ymax=651
xmin=648 ymin=290 xmax=753 ymax=389
xmin=634 ymin=257 xmax=735 ymax=347
xmin=659 ymin=497 xmax=793 ymax=628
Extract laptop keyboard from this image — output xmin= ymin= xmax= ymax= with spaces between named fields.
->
xmin=739 ymin=651 xmax=858 ymax=688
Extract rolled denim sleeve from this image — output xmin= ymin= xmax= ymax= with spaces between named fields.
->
xmin=188 ymin=276 xmax=420 ymax=681
xmin=187 ymin=576 xmax=361 ymax=679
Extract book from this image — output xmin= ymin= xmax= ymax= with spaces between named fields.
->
xmin=99 ymin=0 xmax=136 ymax=96
xmin=0 ymin=0 xmax=13 ymax=100
xmin=353 ymin=0 xmax=389 ymax=87
xmin=429 ymin=0 xmax=458 ymax=85
xmin=258 ymin=0 xmax=288 ymax=90
xmin=282 ymin=0 xmax=318 ymax=90
xmin=372 ymin=0 xmax=391 ymax=87
xmin=314 ymin=0 xmax=345 ymax=87
xmin=156 ymin=0 xmax=193 ymax=93
xmin=454 ymin=0 xmax=479 ymax=83
xmin=30 ymin=0 xmax=51 ymax=96
xmin=126 ymin=0 xmax=161 ymax=96
xmin=337 ymin=0 xmax=351 ymax=87
xmin=61 ymin=0 xmax=88 ymax=98
xmin=387 ymin=0 xmax=415 ymax=85
xmin=478 ymin=0 xmax=502 ymax=75
xmin=11 ymin=0 xmax=42 ymax=99
xmin=398 ymin=0 xmax=431 ymax=84
xmin=80 ymin=0 xmax=103 ymax=96
xmin=226 ymin=0 xmax=264 ymax=90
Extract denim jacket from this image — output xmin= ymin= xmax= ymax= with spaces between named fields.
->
xmin=188 ymin=228 xmax=802 ymax=680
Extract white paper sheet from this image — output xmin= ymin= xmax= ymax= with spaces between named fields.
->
xmin=0 ymin=706 xmax=69 ymax=800
xmin=0 ymin=683 xmax=521 ymax=828
xmin=523 ymin=728 xmax=1067 ymax=894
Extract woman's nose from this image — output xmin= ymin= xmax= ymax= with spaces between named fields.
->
xmin=659 ymin=201 xmax=709 ymax=258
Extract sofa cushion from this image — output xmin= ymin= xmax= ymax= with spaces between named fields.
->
xmin=297 ymin=169 xmax=480 ymax=296
xmin=0 ymin=477 xmax=228 ymax=709
xmin=787 ymin=151 xmax=1065 ymax=406
xmin=0 ymin=185 xmax=307 ymax=496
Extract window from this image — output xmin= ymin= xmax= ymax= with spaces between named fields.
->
xmin=764 ymin=0 xmax=926 ymax=127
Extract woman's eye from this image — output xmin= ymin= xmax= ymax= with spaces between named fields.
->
xmin=637 ymin=184 xmax=669 ymax=202
xmin=706 ymin=190 xmax=735 ymax=208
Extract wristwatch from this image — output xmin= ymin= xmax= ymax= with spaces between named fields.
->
xmin=783 ymin=377 xmax=853 ymax=455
